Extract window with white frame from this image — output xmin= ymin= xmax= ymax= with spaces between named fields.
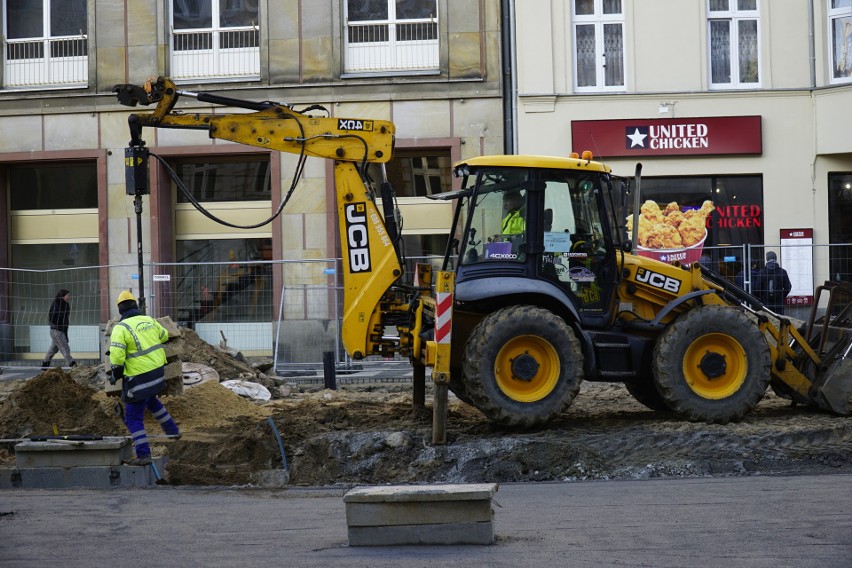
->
xmin=170 ymin=0 xmax=260 ymax=82
xmin=829 ymin=0 xmax=852 ymax=82
xmin=344 ymin=0 xmax=439 ymax=74
xmin=572 ymin=0 xmax=625 ymax=91
xmin=3 ymin=0 xmax=88 ymax=89
xmin=708 ymin=0 xmax=760 ymax=89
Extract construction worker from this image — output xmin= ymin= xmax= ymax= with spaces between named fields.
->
xmin=501 ymin=191 xmax=525 ymax=236
xmin=109 ymin=291 xmax=180 ymax=466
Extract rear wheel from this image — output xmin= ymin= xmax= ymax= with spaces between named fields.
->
xmin=653 ymin=305 xmax=770 ymax=424
xmin=463 ymin=306 xmax=583 ymax=427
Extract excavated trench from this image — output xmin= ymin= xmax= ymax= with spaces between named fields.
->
xmin=2 ymin=361 xmax=851 ymax=487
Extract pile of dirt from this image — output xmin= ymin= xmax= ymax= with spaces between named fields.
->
xmin=0 ymin=369 xmax=125 ymax=440
xmin=164 ymin=328 xmax=279 ymax=392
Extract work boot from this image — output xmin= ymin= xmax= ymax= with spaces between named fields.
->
xmin=41 ymin=361 xmax=50 ymax=370
xmin=69 ymin=361 xmax=77 ymax=368
xmin=124 ymin=456 xmax=152 ymax=466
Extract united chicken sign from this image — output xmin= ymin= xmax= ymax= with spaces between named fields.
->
xmin=571 ymin=116 xmax=762 ymax=157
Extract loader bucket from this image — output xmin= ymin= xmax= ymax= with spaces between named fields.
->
xmin=814 ymin=357 xmax=852 ymax=415
xmin=806 ymin=280 xmax=852 ymax=415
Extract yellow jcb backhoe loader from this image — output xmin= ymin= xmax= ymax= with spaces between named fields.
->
xmin=114 ymin=78 xmax=852 ymax=438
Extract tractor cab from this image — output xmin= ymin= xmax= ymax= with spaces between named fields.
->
xmin=436 ymin=155 xmax=626 ymax=325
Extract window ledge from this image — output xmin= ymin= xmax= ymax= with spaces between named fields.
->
xmin=341 ymin=69 xmax=441 ymax=79
xmin=1 ymin=83 xmax=88 ymax=93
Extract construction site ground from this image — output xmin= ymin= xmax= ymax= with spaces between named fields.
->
xmin=2 ymin=327 xmax=852 ymax=487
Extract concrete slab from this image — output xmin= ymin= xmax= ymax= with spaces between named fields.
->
xmin=346 ymin=499 xmax=492 ymax=527
xmin=347 ymin=521 xmax=495 ymax=546
xmin=343 ymin=483 xmax=498 ymax=546
xmin=0 ymin=457 xmax=167 ymax=489
xmin=14 ymin=436 xmax=132 ymax=468
xmin=343 ymin=483 xmax=498 ymax=503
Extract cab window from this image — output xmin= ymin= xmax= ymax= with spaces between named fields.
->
xmin=460 ymin=168 xmax=529 ymax=264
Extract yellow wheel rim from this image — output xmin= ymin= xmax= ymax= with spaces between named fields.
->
xmin=494 ymin=335 xmax=560 ymax=402
xmin=682 ymin=332 xmax=747 ymax=399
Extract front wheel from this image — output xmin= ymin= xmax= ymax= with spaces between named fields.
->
xmin=653 ymin=305 xmax=770 ymax=424
xmin=463 ymin=306 xmax=583 ymax=428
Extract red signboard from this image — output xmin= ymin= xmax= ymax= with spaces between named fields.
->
xmin=571 ymin=116 xmax=762 ymax=157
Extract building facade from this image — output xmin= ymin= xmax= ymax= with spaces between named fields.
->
xmin=0 ymin=0 xmax=505 ymax=360
xmin=513 ymin=0 xmax=852 ymax=297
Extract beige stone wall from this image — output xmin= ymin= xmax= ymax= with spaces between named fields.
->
xmin=0 ymin=0 xmax=504 ymax=295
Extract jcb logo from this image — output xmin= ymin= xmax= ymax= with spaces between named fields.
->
xmin=345 ymin=203 xmax=371 ymax=273
xmin=338 ymin=119 xmax=373 ymax=131
xmin=635 ymin=268 xmax=681 ymax=293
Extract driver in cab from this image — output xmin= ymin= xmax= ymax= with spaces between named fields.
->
xmin=500 ymin=191 xmax=525 ymax=237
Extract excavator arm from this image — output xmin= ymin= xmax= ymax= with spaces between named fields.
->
xmin=114 ymin=76 xmax=404 ymax=359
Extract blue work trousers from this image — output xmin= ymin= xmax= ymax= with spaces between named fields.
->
xmin=124 ymin=396 xmax=179 ymax=458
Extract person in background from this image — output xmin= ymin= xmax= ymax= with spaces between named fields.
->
xmin=109 ymin=290 xmax=180 ymax=466
xmin=42 ymin=289 xmax=76 ymax=370
xmin=735 ymin=261 xmax=761 ymax=294
xmin=756 ymin=251 xmax=792 ymax=314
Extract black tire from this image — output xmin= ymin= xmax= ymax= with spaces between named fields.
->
xmin=653 ymin=305 xmax=770 ymax=424
xmin=462 ymin=305 xmax=583 ymax=427
xmin=624 ymin=379 xmax=671 ymax=412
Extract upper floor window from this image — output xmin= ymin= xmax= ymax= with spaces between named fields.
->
xmin=3 ymin=0 xmax=87 ymax=89
xmin=572 ymin=0 xmax=625 ymax=92
xmin=170 ymin=0 xmax=260 ymax=82
xmin=829 ymin=0 xmax=852 ymax=82
xmin=708 ymin=0 xmax=760 ymax=89
xmin=344 ymin=0 xmax=438 ymax=74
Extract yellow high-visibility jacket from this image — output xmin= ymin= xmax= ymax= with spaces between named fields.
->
xmin=109 ymin=314 xmax=168 ymax=376
xmin=501 ymin=209 xmax=525 ymax=235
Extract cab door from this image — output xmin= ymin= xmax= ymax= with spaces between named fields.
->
xmin=538 ymin=170 xmax=617 ymax=318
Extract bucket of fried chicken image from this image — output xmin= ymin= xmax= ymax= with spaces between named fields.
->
xmin=627 ymin=200 xmax=714 ymax=265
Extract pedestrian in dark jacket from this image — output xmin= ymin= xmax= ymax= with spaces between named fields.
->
xmin=42 ymin=289 xmax=76 ymax=369
xmin=755 ymin=251 xmax=792 ymax=314
xmin=735 ymin=261 xmax=761 ymax=294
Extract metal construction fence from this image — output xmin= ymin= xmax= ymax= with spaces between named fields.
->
xmin=0 ymin=245 xmax=850 ymax=368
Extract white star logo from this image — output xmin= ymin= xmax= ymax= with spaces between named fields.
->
xmin=627 ymin=128 xmax=647 ymax=148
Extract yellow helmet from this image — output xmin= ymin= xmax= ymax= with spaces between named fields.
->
xmin=116 ymin=290 xmax=136 ymax=305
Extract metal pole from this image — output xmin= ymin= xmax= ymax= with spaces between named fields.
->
xmin=632 ymin=163 xmax=643 ymax=251
xmin=323 ymin=351 xmax=337 ymax=390
xmin=412 ymin=362 xmax=426 ymax=409
xmin=134 ymin=194 xmax=147 ymax=314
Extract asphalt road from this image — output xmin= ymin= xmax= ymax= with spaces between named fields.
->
xmin=2 ymin=474 xmax=850 ymax=567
